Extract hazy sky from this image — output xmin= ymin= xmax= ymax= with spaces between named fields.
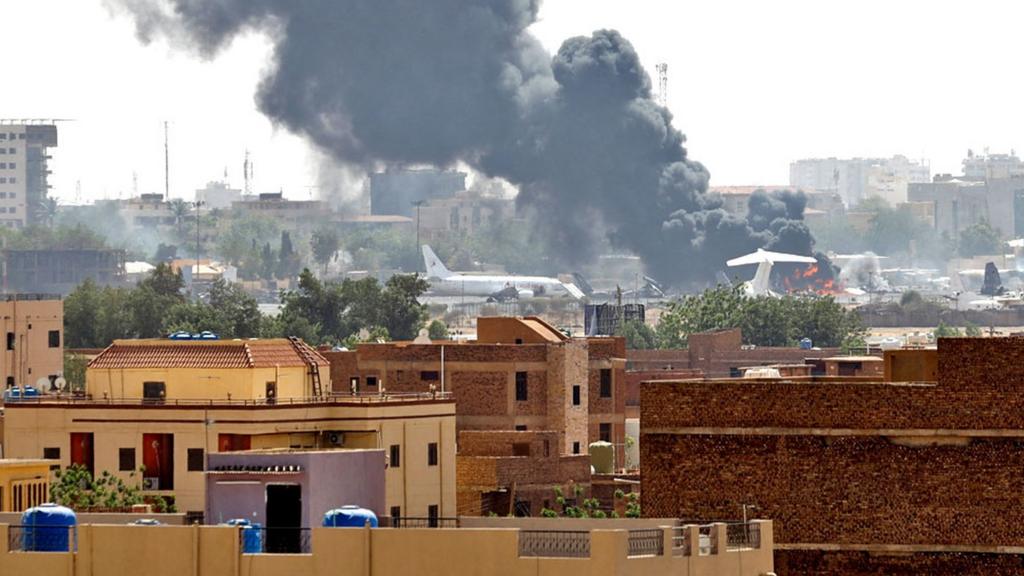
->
xmin=5 ymin=0 xmax=1024 ymax=204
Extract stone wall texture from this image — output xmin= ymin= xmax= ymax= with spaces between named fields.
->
xmin=641 ymin=338 xmax=1024 ymax=575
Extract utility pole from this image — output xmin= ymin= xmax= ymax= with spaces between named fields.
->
xmin=193 ymin=200 xmax=205 ymax=298
xmin=411 ymin=200 xmax=425 ymax=271
xmin=163 ymin=121 xmax=170 ymax=200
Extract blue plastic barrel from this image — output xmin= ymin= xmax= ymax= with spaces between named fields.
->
xmin=323 ymin=505 xmax=378 ymax=528
xmin=799 ymin=338 xmax=813 ymax=350
xmin=225 ymin=519 xmax=263 ymax=553
xmin=21 ymin=504 xmax=76 ymax=552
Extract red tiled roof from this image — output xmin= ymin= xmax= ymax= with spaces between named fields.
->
xmin=88 ymin=338 xmax=329 ymax=370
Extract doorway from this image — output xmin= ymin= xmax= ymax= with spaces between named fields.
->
xmin=265 ymin=484 xmax=302 ymax=553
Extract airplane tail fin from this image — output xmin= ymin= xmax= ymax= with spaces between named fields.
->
xmin=422 ymin=245 xmax=453 ymax=279
xmin=750 ymin=261 xmax=773 ymax=296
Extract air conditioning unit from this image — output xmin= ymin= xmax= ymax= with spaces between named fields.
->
xmin=142 ymin=477 xmax=160 ymax=490
xmin=326 ymin=432 xmax=344 ymax=447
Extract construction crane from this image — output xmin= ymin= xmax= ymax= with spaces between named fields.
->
xmin=655 ymin=63 xmax=668 ymax=108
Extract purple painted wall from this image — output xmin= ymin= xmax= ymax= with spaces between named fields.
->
xmin=205 ymin=449 xmax=385 ymax=527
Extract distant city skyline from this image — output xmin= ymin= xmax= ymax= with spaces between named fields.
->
xmin=6 ymin=0 xmax=1024 ymax=204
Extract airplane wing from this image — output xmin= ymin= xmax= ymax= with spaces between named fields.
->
xmin=727 ymin=248 xmax=817 ymax=267
xmin=561 ymin=282 xmax=586 ymax=300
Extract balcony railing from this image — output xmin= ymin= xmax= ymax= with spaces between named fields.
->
xmin=672 ymin=522 xmax=761 ymax=556
xmin=726 ymin=522 xmax=760 ymax=550
xmin=377 ymin=516 xmax=459 ymax=528
xmin=7 ymin=525 xmax=76 ymax=553
xmin=4 ymin=391 xmax=452 ymax=407
xmin=238 ymin=527 xmax=312 ymax=554
xmin=518 ymin=530 xmax=590 ymax=558
xmin=626 ymin=528 xmax=664 ymax=557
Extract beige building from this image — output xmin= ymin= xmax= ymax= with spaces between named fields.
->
xmin=0 ymin=294 xmax=64 ymax=393
xmin=0 ymin=459 xmax=53 ymax=512
xmin=0 ymin=519 xmax=774 ymax=576
xmin=0 ymin=121 xmax=58 ymax=228
xmin=3 ymin=337 xmax=456 ymax=521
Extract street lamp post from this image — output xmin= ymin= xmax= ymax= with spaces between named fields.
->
xmin=411 ymin=200 xmax=425 ymax=271
xmin=192 ymin=200 xmax=205 ymax=298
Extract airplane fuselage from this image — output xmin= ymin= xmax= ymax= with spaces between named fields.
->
xmin=426 ymin=273 xmax=571 ymax=298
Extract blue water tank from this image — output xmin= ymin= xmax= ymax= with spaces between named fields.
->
xmin=799 ymin=338 xmax=813 ymax=350
xmin=224 ymin=519 xmax=263 ymax=553
xmin=3 ymin=386 xmax=40 ymax=402
xmin=21 ymin=504 xmax=76 ymax=551
xmin=323 ymin=505 xmax=378 ymax=528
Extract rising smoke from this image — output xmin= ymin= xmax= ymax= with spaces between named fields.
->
xmin=108 ymin=0 xmax=816 ymax=286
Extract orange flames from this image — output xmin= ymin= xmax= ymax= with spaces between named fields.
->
xmin=783 ymin=263 xmax=838 ymax=295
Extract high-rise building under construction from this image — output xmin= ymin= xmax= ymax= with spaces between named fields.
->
xmin=0 ymin=121 xmax=58 ymax=228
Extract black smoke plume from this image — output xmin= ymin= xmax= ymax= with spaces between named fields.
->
xmin=109 ymin=0 xmax=816 ymax=287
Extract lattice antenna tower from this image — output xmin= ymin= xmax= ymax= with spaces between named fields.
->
xmin=656 ymin=63 xmax=668 ymax=108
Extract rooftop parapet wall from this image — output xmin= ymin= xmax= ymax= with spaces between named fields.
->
xmin=356 ymin=342 xmax=549 ymax=363
xmin=643 ymin=339 xmax=1024 ymax=433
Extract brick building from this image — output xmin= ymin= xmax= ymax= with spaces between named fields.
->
xmin=323 ymin=316 xmax=627 ymax=516
xmin=641 ymin=340 xmax=1024 ymax=575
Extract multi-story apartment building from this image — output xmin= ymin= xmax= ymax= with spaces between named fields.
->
xmin=0 ymin=294 xmax=64 ymax=392
xmin=2 ymin=337 xmax=456 ymax=521
xmin=324 ymin=316 xmax=627 ymax=516
xmin=790 ymin=155 xmax=930 ymax=206
xmin=0 ymin=121 xmax=58 ymax=229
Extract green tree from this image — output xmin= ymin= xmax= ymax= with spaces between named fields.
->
xmin=958 ymin=218 xmax=1002 ymax=257
xmin=379 ymin=274 xmax=430 ymax=341
xmin=934 ymin=322 xmax=962 ymax=339
xmin=168 ymin=199 xmax=191 ymax=240
xmin=51 ymin=464 xmax=144 ymax=511
xmin=616 ymin=319 xmax=657 ymax=350
xmin=63 ymin=353 xmax=88 ymax=393
xmin=427 ymin=320 xmax=449 ymax=341
xmin=311 ymin=227 xmax=341 ymax=276
xmin=656 ymin=285 xmax=863 ymax=348
xmin=965 ymin=322 xmax=983 ymax=337
xmin=64 ymin=278 xmax=102 ymax=348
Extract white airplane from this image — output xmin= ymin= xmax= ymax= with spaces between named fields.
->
xmin=421 ymin=245 xmax=586 ymax=300
xmin=726 ymin=248 xmax=817 ymax=297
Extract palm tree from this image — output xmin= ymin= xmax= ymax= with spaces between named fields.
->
xmin=168 ymin=198 xmax=190 ymax=240
xmin=35 ymin=197 xmax=59 ymax=227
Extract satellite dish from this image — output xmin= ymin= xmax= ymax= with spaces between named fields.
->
xmin=36 ymin=377 xmax=52 ymax=392
xmin=54 ymin=377 xmax=67 ymax=392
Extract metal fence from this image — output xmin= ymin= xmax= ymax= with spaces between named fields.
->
xmin=238 ymin=527 xmax=312 ymax=554
xmin=518 ymin=530 xmax=590 ymax=558
xmin=7 ymin=525 xmax=76 ymax=552
xmin=725 ymin=522 xmax=760 ymax=550
xmin=377 ymin=516 xmax=459 ymax=528
xmin=626 ymin=528 xmax=664 ymax=557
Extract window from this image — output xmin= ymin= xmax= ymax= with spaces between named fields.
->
xmin=515 ymin=372 xmax=528 ymax=401
xmin=390 ymin=506 xmax=401 ymax=526
xmin=600 ymin=423 xmax=612 ymax=443
xmin=187 ymin=448 xmax=205 ymax=472
xmin=366 ymin=376 xmax=378 ymax=388
xmin=599 ymin=369 xmax=612 ymax=398
xmin=515 ymin=338 xmax=523 ymax=345
xmin=514 ymin=424 xmax=527 ymax=431
xmin=5 ymin=376 xmax=13 ymax=389
xmin=265 ymin=381 xmax=277 ymax=403
xmin=7 ymin=163 xmax=13 ymax=169
xmin=389 ymin=444 xmax=401 ymax=468
xmin=428 ymin=442 xmax=438 ymax=466
xmin=8 ymin=179 xmax=13 ymax=185
xmin=143 ymin=381 xmax=166 ymax=403
xmin=119 ymin=448 xmax=136 ymax=471
xmin=427 ymin=505 xmax=439 ymax=527
xmin=0 ymin=179 xmax=5 ymax=184
xmin=572 ymin=442 xmax=581 ymax=454
xmin=6 ymin=332 xmax=13 ymax=350
xmin=6 ymin=148 xmax=11 ymax=154
xmin=572 ymin=385 xmax=581 ymax=406
xmin=43 ymin=447 xmax=60 ymax=460
xmin=48 ymin=330 xmax=60 ymax=348
xmin=512 ymin=443 xmax=530 ymax=457
xmin=420 ymin=371 xmax=439 ymax=381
